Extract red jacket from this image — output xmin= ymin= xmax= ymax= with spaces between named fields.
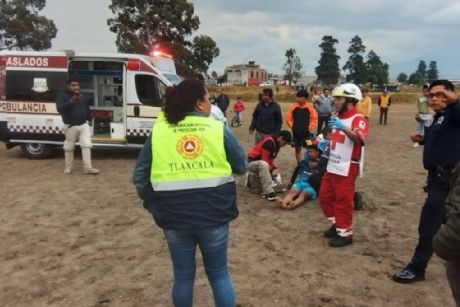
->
xmin=248 ymin=135 xmax=278 ymax=172
xmin=234 ymin=100 xmax=245 ymax=112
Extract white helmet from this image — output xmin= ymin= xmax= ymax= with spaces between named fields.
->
xmin=332 ymin=83 xmax=362 ymax=101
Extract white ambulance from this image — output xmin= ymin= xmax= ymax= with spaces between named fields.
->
xmin=0 ymin=50 xmax=181 ymax=158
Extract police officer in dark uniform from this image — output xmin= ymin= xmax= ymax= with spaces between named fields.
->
xmin=393 ymin=79 xmax=460 ymax=283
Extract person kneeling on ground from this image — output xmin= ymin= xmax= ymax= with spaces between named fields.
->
xmin=277 ymin=141 xmax=321 ymax=209
xmin=247 ymin=130 xmax=292 ymax=201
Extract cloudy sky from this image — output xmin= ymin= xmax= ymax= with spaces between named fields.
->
xmin=42 ymin=0 xmax=460 ymax=79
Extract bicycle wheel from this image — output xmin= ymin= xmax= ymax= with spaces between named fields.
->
xmin=231 ymin=117 xmax=238 ymax=127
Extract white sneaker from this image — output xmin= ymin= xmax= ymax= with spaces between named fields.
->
xmin=244 ymin=173 xmax=250 ymax=188
xmin=412 ymin=143 xmax=420 ymax=148
xmin=64 ymin=168 xmax=72 ymax=174
xmin=84 ymin=167 xmax=100 ymax=175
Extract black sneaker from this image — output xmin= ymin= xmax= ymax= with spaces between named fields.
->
xmin=354 ymin=192 xmax=363 ymax=211
xmin=262 ymin=192 xmax=277 ymax=201
xmin=392 ymin=268 xmax=425 ymax=284
xmin=323 ymin=225 xmax=337 ymax=238
xmin=328 ymin=236 xmax=353 ymax=247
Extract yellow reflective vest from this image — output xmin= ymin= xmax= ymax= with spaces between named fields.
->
xmin=379 ymin=95 xmax=390 ymax=108
xmin=150 ymin=112 xmax=234 ymax=191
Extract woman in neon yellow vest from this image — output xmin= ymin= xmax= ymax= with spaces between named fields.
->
xmin=133 ymin=79 xmax=246 ymax=307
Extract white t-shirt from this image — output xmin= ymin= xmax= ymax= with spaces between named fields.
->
xmin=210 ymin=104 xmax=227 ymax=124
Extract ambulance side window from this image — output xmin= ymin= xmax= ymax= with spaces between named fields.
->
xmin=5 ymin=71 xmax=67 ymax=101
xmin=135 ymin=74 xmax=164 ymax=107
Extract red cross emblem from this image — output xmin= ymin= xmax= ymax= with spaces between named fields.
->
xmin=330 ymin=132 xmax=346 ymax=150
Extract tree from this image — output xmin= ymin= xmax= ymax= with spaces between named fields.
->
xmin=175 ymin=35 xmax=219 ymax=77
xmin=315 ymin=35 xmax=340 ymax=86
xmin=417 ymin=60 xmax=427 ymax=77
xmin=343 ymin=35 xmax=367 ymax=84
xmin=427 ymin=61 xmax=439 ymax=83
xmin=0 ymin=0 xmax=57 ymax=50
xmin=107 ymin=0 xmax=219 ymax=77
xmin=365 ymin=50 xmax=389 ymax=85
xmin=408 ymin=72 xmax=426 ymax=86
xmin=211 ymin=71 xmax=218 ymax=80
xmin=283 ymin=48 xmax=302 ymax=86
xmin=397 ymin=72 xmax=408 ymax=83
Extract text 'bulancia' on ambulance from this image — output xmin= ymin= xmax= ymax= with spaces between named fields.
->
xmin=0 ymin=49 xmax=181 ymax=158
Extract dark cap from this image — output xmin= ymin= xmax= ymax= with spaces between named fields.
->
xmin=296 ymin=89 xmax=309 ymax=99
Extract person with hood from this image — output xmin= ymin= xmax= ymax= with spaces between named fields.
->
xmin=285 ymin=89 xmax=318 ymax=162
xmin=314 ymin=87 xmax=335 ymax=135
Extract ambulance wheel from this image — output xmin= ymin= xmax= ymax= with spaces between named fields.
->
xmin=20 ymin=143 xmax=53 ymax=159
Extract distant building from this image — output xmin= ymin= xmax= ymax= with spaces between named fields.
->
xmin=296 ymin=75 xmax=318 ymax=87
xmin=225 ymin=61 xmax=268 ymax=86
xmin=204 ymin=75 xmax=217 ymax=86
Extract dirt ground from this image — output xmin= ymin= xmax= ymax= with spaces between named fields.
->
xmin=0 ymin=101 xmax=456 ymax=307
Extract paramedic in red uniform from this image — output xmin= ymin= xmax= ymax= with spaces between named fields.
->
xmin=319 ymin=83 xmax=368 ymax=247
xmin=56 ymin=79 xmax=99 ymax=174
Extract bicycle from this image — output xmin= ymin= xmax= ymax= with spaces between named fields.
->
xmin=230 ymin=111 xmax=242 ymax=127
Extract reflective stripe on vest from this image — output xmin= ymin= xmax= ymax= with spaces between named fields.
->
xmin=150 ymin=113 xmax=233 ymax=191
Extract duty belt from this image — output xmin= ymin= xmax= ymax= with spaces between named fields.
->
xmin=428 ymin=166 xmax=454 ymax=185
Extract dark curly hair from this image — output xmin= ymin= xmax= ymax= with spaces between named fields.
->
xmin=163 ymin=79 xmax=207 ymax=124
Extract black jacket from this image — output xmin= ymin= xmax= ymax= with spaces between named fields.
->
xmin=423 ymin=100 xmax=460 ymax=170
xmin=56 ymin=91 xmax=92 ymax=126
xmin=216 ymin=94 xmax=230 ymax=114
xmin=249 ymin=100 xmax=282 ymax=134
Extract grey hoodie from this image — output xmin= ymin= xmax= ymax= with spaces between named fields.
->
xmin=314 ymin=94 xmax=335 ymax=116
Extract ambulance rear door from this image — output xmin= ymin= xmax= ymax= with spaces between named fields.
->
xmin=0 ymin=52 xmax=69 ymax=158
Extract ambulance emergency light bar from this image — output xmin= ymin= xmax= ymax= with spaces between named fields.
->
xmin=152 ymin=50 xmax=173 ymax=59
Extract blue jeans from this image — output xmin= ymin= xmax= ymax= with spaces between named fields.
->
xmin=163 ymin=224 xmax=235 ymax=307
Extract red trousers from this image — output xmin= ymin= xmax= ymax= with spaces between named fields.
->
xmin=319 ymin=164 xmax=359 ymax=238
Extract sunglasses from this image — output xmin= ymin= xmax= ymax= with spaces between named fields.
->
xmin=428 ymin=92 xmax=446 ymax=99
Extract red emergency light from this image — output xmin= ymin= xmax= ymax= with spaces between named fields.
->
xmin=127 ymin=60 xmax=140 ymax=71
xmin=152 ymin=50 xmax=173 ymax=59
